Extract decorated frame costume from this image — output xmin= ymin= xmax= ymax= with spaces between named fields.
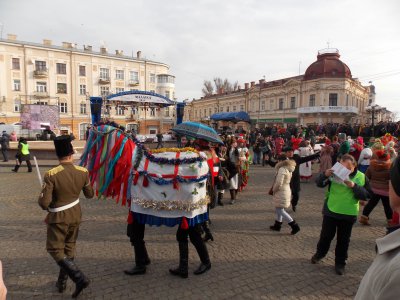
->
xmin=80 ymin=125 xmax=210 ymax=228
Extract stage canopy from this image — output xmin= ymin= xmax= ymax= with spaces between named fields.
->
xmin=106 ymin=90 xmax=175 ymax=107
xmin=210 ymin=111 xmax=251 ymax=123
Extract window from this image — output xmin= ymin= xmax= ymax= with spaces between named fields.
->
xmin=12 ymin=58 xmax=20 ymax=70
xmin=329 ymin=93 xmax=338 ymax=106
xmin=13 ymin=79 xmax=21 ymax=91
xmin=226 ymin=106 xmax=230 ymax=112
xmin=279 ymin=98 xmax=284 ymax=110
xmin=36 ymin=82 xmax=47 ymax=92
xmin=79 ymin=66 xmax=86 ymax=76
xmin=14 ymin=99 xmax=21 ymax=112
xmin=261 ymin=101 xmax=265 ymax=110
xmin=219 ymin=107 xmax=223 ymax=112
xmin=290 ymin=97 xmax=296 ymax=109
xmin=35 ymin=61 xmax=47 ymax=71
xmin=368 ymin=98 xmax=372 ymax=105
xmin=129 ymin=71 xmax=139 ymax=82
xmin=57 ymin=83 xmax=67 ymax=94
xmin=116 ymin=88 xmax=124 ymax=93
xmin=309 ymin=94 xmax=315 ymax=107
xmin=165 ymin=91 xmax=170 ymax=99
xmin=80 ymin=103 xmax=87 ymax=114
xmin=209 ymin=108 xmax=212 ymax=115
xmin=100 ymin=68 xmax=109 ymax=80
xmin=204 ymin=109 xmax=207 ymax=116
xmin=240 ymin=105 xmax=244 ymax=111
xmin=214 ymin=107 xmax=218 ymax=113
xmin=100 ymin=86 xmax=109 ymax=96
xmin=270 ymin=100 xmax=274 ymax=110
xmin=149 ymin=73 xmax=156 ymax=83
xmin=150 ymin=107 xmax=155 ymax=116
xmin=80 ymin=84 xmax=86 ymax=95
xmin=116 ymin=106 xmax=125 ymax=116
xmin=56 ymin=63 xmax=67 ymax=74
xmin=60 ymin=102 xmax=68 ymax=113
xmin=36 ymin=101 xmax=48 ymax=105
xmin=165 ymin=108 xmax=170 ymax=117
xmin=233 ymin=106 xmax=236 ymax=112
xmin=115 ymin=70 xmax=124 ymax=80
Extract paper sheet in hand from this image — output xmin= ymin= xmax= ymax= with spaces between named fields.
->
xmin=331 ymin=162 xmax=351 ymax=182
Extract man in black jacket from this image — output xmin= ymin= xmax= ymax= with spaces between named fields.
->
xmin=268 ymin=146 xmax=320 ymax=211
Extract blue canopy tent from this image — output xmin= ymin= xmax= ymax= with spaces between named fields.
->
xmin=210 ymin=111 xmax=251 ymax=123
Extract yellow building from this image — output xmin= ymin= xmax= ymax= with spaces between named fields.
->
xmin=0 ymin=34 xmax=176 ymax=138
xmin=185 ymin=49 xmax=375 ymax=130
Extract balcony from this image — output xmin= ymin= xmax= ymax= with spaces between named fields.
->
xmin=33 ymin=91 xmax=49 ymax=98
xmin=128 ymin=80 xmax=140 ymax=87
xmin=98 ymin=77 xmax=111 ymax=84
xmin=33 ymin=69 xmax=48 ymax=78
xmin=297 ymin=106 xmax=358 ymax=114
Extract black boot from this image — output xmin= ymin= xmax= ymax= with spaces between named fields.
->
xmin=270 ymin=221 xmax=282 ymax=231
xmin=202 ymin=221 xmax=214 ymax=242
xmin=57 ymin=258 xmax=90 ymax=298
xmin=169 ymin=242 xmax=189 ymax=278
xmin=217 ymin=192 xmax=224 ymax=206
xmin=288 ymin=220 xmax=300 ymax=235
xmin=143 ymin=244 xmax=151 ymax=266
xmin=55 ymin=267 xmax=68 ymax=293
xmin=12 ymin=165 xmax=20 ymax=172
xmin=191 ymin=232 xmax=211 ymax=275
xmin=124 ymin=243 xmax=147 ymax=275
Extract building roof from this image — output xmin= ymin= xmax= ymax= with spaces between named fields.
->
xmin=304 ymin=48 xmax=351 ymax=80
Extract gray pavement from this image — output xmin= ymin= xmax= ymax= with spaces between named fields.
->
xmin=0 ymin=164 xmax=386 ymax=299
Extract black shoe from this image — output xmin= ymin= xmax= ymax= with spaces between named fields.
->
xmin=288 ymin=221 xmax=300 ymax=235
xmin=193 ymin=262 xmax=211 ymax=275
xmin=270 ymin=221 xmax=282 ymax=231
xmin=335 ymin=264 xmax=345 ymax=275
xmin=11 ymin=169 xmax=17 ymax=172
xmin=169 ymin=266 xmax=188 ymax=278
xmin=217 ymin=201 xmax=224 ymax=206
xmin=124 ymin=265 xmax=146 ymax=275
xmin=311 ymin=254 xmax=323 ymax=264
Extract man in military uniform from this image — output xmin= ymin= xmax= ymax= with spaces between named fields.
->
xmin=38 ymin=135 xmax=94 ymax=298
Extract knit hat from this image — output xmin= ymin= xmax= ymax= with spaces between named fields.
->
xmin=54 ymin=135 xmax=74 ymax=158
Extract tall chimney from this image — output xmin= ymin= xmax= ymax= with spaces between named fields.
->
xmin=137 ymin=51 xmax=142 ymax=59
xmin=115 ymin=50 xmax=124 ymax=56
xmin=251 ymin=81 xmax=255 ymax=87
xmin=7 ymin=34 xmax=17 ymax=40
xmin=100 ymin=47 xmax=108 ymax=54
xmin=43 ymin=39 xmax=52 ymax=46
xmin=62 ymin=42 xmax=73 ymax=48
xmin=84 ymin=45 xmax=92 ymax=51
xmin=244 ymin=83 xmax=249 ymax=90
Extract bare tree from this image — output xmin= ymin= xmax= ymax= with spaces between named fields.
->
xmin=202 ymin=80 xmax=214 ymax=96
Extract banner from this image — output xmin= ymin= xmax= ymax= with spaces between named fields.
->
xmin=20 ymin=104 xmax=59 ymax=130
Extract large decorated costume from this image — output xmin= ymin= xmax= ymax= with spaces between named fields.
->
xmin=238 ymin=138 xmax=249 ymax=192
xmin=80 ymin=125 xmax=212 ymax=277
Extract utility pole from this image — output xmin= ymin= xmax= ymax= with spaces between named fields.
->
xmin=371 ymin=105 xmax=377 ymax=137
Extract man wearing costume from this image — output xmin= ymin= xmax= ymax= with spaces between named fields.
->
xmin=38 ymin=136 xmax=94 ymax=298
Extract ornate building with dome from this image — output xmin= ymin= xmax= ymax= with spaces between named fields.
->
xmin=185 ymin=48 xmax=375 ymax=129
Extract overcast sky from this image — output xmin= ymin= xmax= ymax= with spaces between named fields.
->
xmin=1 ymin=0 xmax=399 ymax=110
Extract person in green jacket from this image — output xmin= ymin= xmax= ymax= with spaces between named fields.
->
xmin=12 ymin=137 xmax=32 ymax=172
xmin=311 ymin=154 xmax=370 ymax=275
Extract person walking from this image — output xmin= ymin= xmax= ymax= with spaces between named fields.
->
xmin=359 ymin=149 xmax=392 ymax=226
xmin=12 ymin=138 xmax=32 ymax=172
xmin=156 ymin=132 xmax=164 ymax=149
xmin=269 ymin=154 xmax=300 ymax=234
xmin=38 ymin=136 xmax=94 ymax=297
xmin=227 ymin=139 xmax=240 ymax=204
xmin=311 ymin=154 xmax=370 ymax=275
xmin=252 ymin=138 xmax=262 ymax=165
xmin=0 ymin=131 xmax=10 ymax=162
xmin=298 ymin=140 xmax=315 ymax=182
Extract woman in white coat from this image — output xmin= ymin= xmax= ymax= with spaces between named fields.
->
xmin=270 ymin=154 xmax=300 ymax=234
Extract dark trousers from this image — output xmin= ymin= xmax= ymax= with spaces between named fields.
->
xmin=127 ymin=219 xmax=147 ymax=266
xmin=176 ymin=225 xmax=210 ymax=264
xmin=16 ymin=157 xmax=32 ymax=171
xmin=1 ymin=148 xmax=8 ymax=161
xmin=362 ymin=193 xmax=392 ymax=220
xmin=315 ymin=215 xmax=355 ymax=265
xmin=291 ymin=189 xmax=299 ymax=207
xmin=156 ymin=142 xmax=164 ymax=149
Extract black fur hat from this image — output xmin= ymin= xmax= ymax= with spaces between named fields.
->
xmin=54 ymin=135 xmax=74 ymax=158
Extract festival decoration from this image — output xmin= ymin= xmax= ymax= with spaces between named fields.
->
xmin=79 ymin=125 xmax=210 ymax=227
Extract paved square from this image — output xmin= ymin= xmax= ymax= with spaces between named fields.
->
xmin=0 ymin=164 xmax=385 ymax=299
